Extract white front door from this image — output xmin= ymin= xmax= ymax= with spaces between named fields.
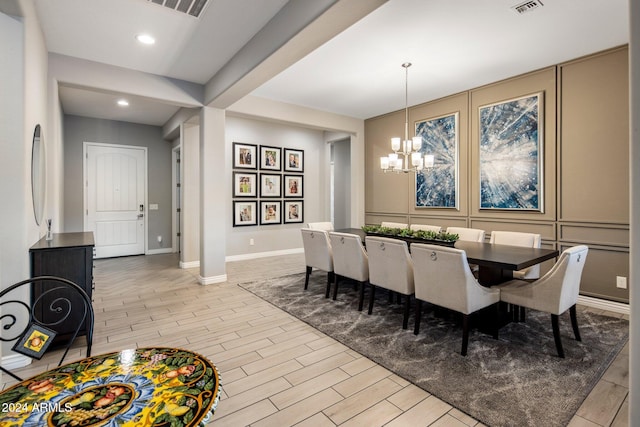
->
xmin=85 ymin=143 xmax=146 ymax=258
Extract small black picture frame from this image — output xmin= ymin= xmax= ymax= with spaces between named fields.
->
xmin=233 ymin=172 xmax=257 ymax=197
xmin=260 ymin=174 xmax=282 ymax=198
xmin=233 ymin=201 xmax=258 ymax=227
xmin=233 ymin=142 xmax=258 ymax=169
xmin=260 ymin=201 xmax=282 ymax=225
xmin=260 ymin=146 xmax=282 ymax=171
xmin=284 ymin=200 xmax=304 ymax=223
xmin=12 ymin=323 xmax=57 ymax=359
xmin=284 ymin=175 xmax=304 ymax=198
xmin=284 ymin=148 xmax=304 ymax=172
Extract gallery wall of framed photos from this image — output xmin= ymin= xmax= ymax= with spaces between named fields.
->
xmin=232 ymin=142 xmax=304 ymax=227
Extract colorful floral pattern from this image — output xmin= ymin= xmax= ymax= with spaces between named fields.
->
xmin=0 ymin=347 xmax=220 ymax=427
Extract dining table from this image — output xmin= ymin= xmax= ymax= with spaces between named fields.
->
xmin=336 ymin=228 xmax=559 ymax=286
xmin=0 ymin=347 xmax=221 ymax=427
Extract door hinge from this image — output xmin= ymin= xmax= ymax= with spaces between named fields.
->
xmin=176 ymin=183 xmax=181 ymax=188
xmin=177 ymin=232 xmax=181 ymax=237
xmin=176 ymin=208 xmax=181 ymax=213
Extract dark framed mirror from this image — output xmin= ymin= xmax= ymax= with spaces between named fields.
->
xmin=31 ymin=124 xmax=46 ymax=225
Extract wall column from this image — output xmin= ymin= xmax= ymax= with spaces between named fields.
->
xmin=199 ymin=106 xmax=227 ymax=284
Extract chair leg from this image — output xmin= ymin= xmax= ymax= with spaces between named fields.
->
xmin=368 ymin=284 xmax=376 ymax=314
xmin=304 ymin=266 xmax=312 ymax=290
xmin=402 ymin=295 xmax=411 ymax=330
xmin=461 ymin=313 xmax=470 ymax=356
xmin=414 ymin=300 xmax=422 ymax=335
xmin=570 ymin=304 xmax=581 ymax=341
xmin=519 ymin=306 xmax=526 ymax=322
xmin=551 ymin=314 xmax=565 ymax=358
xmin=332 ymin=274 xmax=339 ymax=300
xmin=358 ymin=281 xmax=366 ymax=311
xmin=325 ymin=272 xmax=333 ymax=298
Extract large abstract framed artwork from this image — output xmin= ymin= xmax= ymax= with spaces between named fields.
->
xmin=415 ymin=112 xmax=459 ymax=208
xmin=479 ymin=92 xmax=543 ymax=211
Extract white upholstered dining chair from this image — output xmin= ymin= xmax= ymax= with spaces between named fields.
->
xmin=409 ymin=224 xmax=442 ymax=233
xmin=490 ymin=231 xmax=542 ymax=280
xmin=365 ymin=236 xmax=415 ymax=329
xmin=446 ymin=227 xmax=485 ymax=274
xmin=300 ymin=228 xmax=334 ymax=298
xmin=411 ymin=243 xmax=500 ymax=356
xmin=328 ymin=232 xmax=369 ymax=311
xmin=307 ymin=222 xmax=334 ymax=231
xmin=380 ymin=221 xmax=408 ymax=229
xmin=446 ymin=227 xmax=485 ymax=242
xmin=495 ymin=245 xmax=589 ymax=358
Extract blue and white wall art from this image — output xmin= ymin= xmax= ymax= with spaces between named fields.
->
xmin=415 ymin=112 xmax=459 ymax=208
xmin=479 ymin=93 xmax=543 ymax=211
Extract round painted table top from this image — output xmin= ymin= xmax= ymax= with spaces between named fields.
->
xmin=0 ymin=347 xmax=221 ymax=426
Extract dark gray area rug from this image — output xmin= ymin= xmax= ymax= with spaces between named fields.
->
xmin=239 ymin=273 xmax=629 ymax=427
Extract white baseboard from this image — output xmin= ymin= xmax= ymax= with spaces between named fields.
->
xmin=198 ymin=274 xmax=228 ymax=285
xmin=226 ymin=247 xmax=304 ymax=262
xmin=578 ymin=295 xmax=629 ymax=315
xmin=147 ymin=248 xmax=174 ymax=255
xmin=180 ymin=260 xmax=200 ymax=269
xmin=1 ymin=354 xmax=32 ymax=370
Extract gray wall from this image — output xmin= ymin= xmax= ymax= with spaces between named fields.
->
xmin=225 ymin=115 xmax=327 ymax=257
xmin=63 ymin=115 xmax=173 ymax=251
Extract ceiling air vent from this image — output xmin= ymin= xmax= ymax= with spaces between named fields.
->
xmin=148 ymin=0 xmax=209 ymax=18
xmin=511 ymin=0 xmax=544 ymax=14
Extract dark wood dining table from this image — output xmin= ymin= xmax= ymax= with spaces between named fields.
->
xmin=0 ymin=347 xmax=221 ymax=426
xmin=335 ymin=228 xmax=559 ymax=286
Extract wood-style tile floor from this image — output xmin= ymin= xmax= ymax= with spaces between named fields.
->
xmin=2 ymin=253 xmax=629 ymax=426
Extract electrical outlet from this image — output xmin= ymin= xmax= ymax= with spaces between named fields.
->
xmin=250 ymin=238 xmax=255 ymax=246
xmin=616 ymin=276 xmax=627 ymax=289
xmin=157 ymin=235 xmax=162 ymax=243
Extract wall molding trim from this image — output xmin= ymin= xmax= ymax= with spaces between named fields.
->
xmin=179 ymin=260 xmax=200 ymax=269
xmin=578 ymin=295 xmax=629 ymax=315
xmin=226 ymin=248 xmax=304 ymax=262
xmin=147 ymin=248 xmax=174 ymax=255
xmin=198 ymin=274 xmax=227 ymax=285
xmin=1 ymin=354 xmax=32 ymax=371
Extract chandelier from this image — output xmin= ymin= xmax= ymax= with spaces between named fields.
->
xmin=380 ymin=63 xmax=434 ymax=173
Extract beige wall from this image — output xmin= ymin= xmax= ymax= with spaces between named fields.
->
xmin=365 ymin=46 xmax=629 ymax=303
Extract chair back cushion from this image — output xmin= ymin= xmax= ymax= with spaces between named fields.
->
xmin=380 ymin=221 xmax=408 ymax=229
xmin=490 ymin=231 xmax=542 ymax=279
xmin=445 ymin=227 xmax=485 ymax=242
xmin=301 ymin=228 xmax=333 ymax=271
xmin=307 ymin=222 xmax=334 ymax=231
xmin=329 ymin=232 xmax=368 ymax=282
xmin=411 ymin=244 xmax=499 ymax=314
xmin=557 ymin=245 xmax=589 ymax=311
xmin=409 ymin=224 xmax=442 ymax=233
xmin=365 ymin=236 xmax=414 ymax=295
xmin=524 ymin=245 xmax=589 ymax=314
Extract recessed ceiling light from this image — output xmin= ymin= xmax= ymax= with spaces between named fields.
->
xmin=135 ymin=33 xmax=156 ymax=45
xmin=117 ymin=99 xmax=129 ymax=107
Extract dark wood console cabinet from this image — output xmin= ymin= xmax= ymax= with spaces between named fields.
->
xmin=29 ymin=232 xmax=95 ymax=341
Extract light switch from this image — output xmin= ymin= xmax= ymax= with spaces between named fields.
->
xmin=149 ymin=204 xmax=159 ymax=210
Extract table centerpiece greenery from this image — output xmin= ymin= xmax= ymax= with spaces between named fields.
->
xmin=361 ymin=225 xmax=459 ymax=243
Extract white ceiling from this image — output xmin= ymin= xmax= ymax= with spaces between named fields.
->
xmin=34 ymin=0 xmax=629 ymax=125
